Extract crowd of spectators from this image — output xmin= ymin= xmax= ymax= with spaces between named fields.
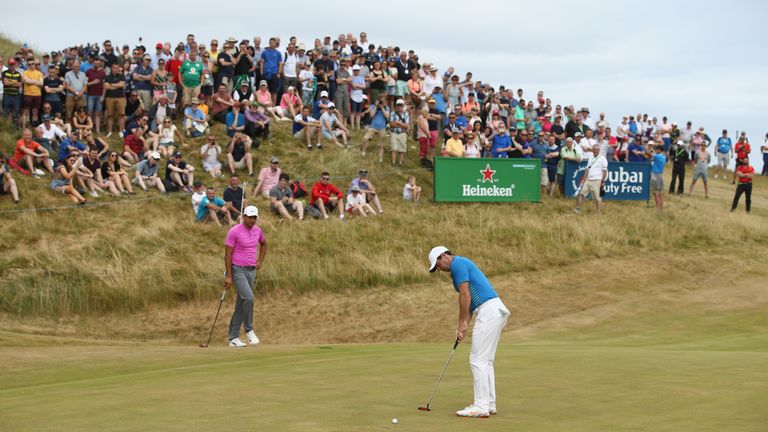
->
xmin=0 ymin=32 xmax=764 ymax=213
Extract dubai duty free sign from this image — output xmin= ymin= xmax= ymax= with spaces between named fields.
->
xmin=433 ymin=157 xmax=541 ymax=202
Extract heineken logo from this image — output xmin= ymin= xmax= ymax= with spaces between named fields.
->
xmin=463 ymin=184 xmax=516 ymax=196
xmin=480 ymin=164 xmax=496 ymax=183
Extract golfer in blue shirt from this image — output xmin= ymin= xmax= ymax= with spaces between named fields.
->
xmin=428 ymin=246 xmax=510 ymax=418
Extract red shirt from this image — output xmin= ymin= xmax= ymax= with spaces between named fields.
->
xmin=735 ymin=141 xmax=750 ymax=160
xmin=13 ymin=138 xmax=41 ymax=162
xmin=124 ymin=134 xmax=145 ymax=154
xmin=310 ymin=181 xmax=343 ymax=205
xmin=736 ymin=164 xmax=754 ymax=183
xmin=166 ymin=58 xmax=183 ymax=85
xmin=85 ymin=68 xmax=106 ymax=96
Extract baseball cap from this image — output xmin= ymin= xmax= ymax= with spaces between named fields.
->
xmin=151 ymin=152 xmax=161 ymax=160
xmin=156 ymin=43 xmax=163 ymax=49
xmin=351 ymin=64 xmax=361 ymax=71
xmin=243 ymin=205 xmax=259 ymax=217
xmin=677 ymin=140 xmax=684 ymax=145
xmin=574 ymin=132 xmax=583 ymax=137
xmin=358 ymin=169 xmax=368 ymax=176
xmin=241 ymin=81 xmax=249 ymax=86
xmin=428 ymin=246 xmax=449 ymax=273
xmin=41 ymin=114 xmax=52 ymax=121
xmin=320 ymin=90 xmax=329 ymax=98
xmin=429 ymin=65 xmax=438 ymax=71
xmin=173 ymin=151 xmax=182 ymax=158
xmin=396 ymin=99 xmax=405 ymax=105
xmin=190 ymin=97 xmax=200 ymax=104
xmin=672 ymin=121 xmax=678 ymax=126
xmin=350 ymin=185 xmax=361 ymax=193
xmin=259 ymin=80 xmax=268 ymax=86
xmin=270 ymin=156 xmax=279 ymax=163
xmin=327 ymin=102 xmax=336 ymax=108
xmin=8 ymin=59 xmax=16 ymax=65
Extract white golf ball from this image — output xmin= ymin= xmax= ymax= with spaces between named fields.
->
xmin=391 ymin=418 xmax=398 ymax=424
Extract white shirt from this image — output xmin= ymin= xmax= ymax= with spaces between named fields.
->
xmin=299 ymin=70 xmax=314 ymax=92
xmin=579 ymin=137 xmax=596 ymax=153
xmin=191 ymin=191 xmax=205 ymax=214
xmin=423 ymin=73 xmax=441 ymax=96
xmin=283 ymin=52 xmax=298 ymax=78
xmin=586 ymin=154 xmax=608 ymax=180
xmin=345 ymin=192 xmax=366 ymax=210
xmin=38 ymin=123 xmax=67 ymax=141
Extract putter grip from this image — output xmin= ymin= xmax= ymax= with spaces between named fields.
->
xmin=453 ymin=339 xmax=459 ymax=350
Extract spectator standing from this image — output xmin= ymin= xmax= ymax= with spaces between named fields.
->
xmin=223 ymin=175 xmax=247 ymax=221
xmin=21 ymin=58 xmax=44 ymax=130
xmin=762 ymin=133 xmax=768 ymax=176
xmin=103 ymin=63 xmax=126 ymax=137
xmin=556 ymin=137 xmax=581 ymax=196
xmin=689 ymin=146 xmax=711 ymax=198
xmin=132 ymin=55 xmax=154 ymax=112
xmin=260 ymin=37 xmax=283 ymax=106
xmin=574 ymin=145 xmax=608 ymax=214
xmin=389 ymin=99 xmax=410 ymax=166
xmin=649 ymin=145 xmax=667 ymax=211
xmin=224 ymin=205 xmax=267 ymax=347
xmin=732 ymin=134 xmax=751 ymax=185
xmin=730 ymin=156 xmax=754 ymax=213
xmin=63 ymin=60 xmax=87 ymax=121
xmin=668 ymin=140 xmax=689 ymax=194
xmin=2 ymin=59 xmax=23 ymax=127
xmin=179 ymin=49 xmax=204 ymax=107
xmin=714 ymin=130 xmax=733 ymax=181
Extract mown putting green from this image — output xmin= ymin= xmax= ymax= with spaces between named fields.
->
xmin=2 ymin=314 xmax=766 ymax=432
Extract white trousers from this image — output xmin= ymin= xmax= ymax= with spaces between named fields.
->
xmin=470 ymin=297 xmax=510 ymax=411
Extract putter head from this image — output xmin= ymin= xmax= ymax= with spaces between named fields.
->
xmin=418 ymin=406 xmax=431 ymax=411
xmin=198 ymin=343 xmax=208 ymax=348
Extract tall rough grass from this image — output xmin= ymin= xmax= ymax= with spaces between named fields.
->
xmin=0 ymin=33 xmax=766 ymax=316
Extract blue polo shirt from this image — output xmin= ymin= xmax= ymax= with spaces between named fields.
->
xmin=717 ymin=137 xmax=731 ymax=154
xmin=431 ymin=93 xmax=447 ymax=114
xmin=450 ymin=256 xmax=498 ymax=313
xmin=261 ymin=48 xmax=282 ymax=77
xmin=370 ymin=107 xmax=389 ymax=130
xmin=652 ymin=153 xmax=667 ymax=173
xmin=530 ymin=139 xmax=548 ymax=162
xmin=225 ymin=111 xmax=246 ymax=137
xmin=491 ymin=134 xmax=511 ymax=158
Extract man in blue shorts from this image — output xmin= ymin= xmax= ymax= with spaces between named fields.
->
xmin=428 ymin=246 xmax=510 ymax=418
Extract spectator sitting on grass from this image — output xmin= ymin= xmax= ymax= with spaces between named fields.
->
xmin=444 ymin=129 xmax=465 ymax=157
xmin=57 ymin=129 xmax=88 ymax=163
xmin=135 ymin=151 xmax=166 ymax=193
xmin=403 ymin=175 xmax=422 ymax=203
xmin=72 ymin=107 xmax=94 ymax=135
xmin=101 ymin=151 xmax=134 ymax=195
xmin=310 ymin=171 xmax=345 ymax=220
xmin=80 ymin=129 xmax=110 ymax=161
xmin=320 ymin=102 xmax=350 ymax=149
xmin=122 ymin=128 xmax=148 ymax=164
xmin=0 ymin=153 xmax=21 ymax=203
xmin=243 ymin=102 xmax=270 ymax=143
xmin=253 ymin=156 xmax=281 ymax=198
xmin=191 ymin=181 xmax=205 ymax=215
xmin=50 ymin=154 xmax=88 ymax=205
xmin=270 ymin=173 xmax=305 ymax=221
xmin=196 ymin=186 xmax=233 ymax=226
xmin=37 ymin=114 xmax=67 ymax=152
xmin=225 ymin=102 xmax=246 ymax=138
xmin=212 ymin=84 xmax=235 ymax=123
xmin=226 ymin=133 xmax=254 ymax=177
xmin=200 ymin=135 xmax=223 ymax=178
xmin=223 ymin=175 xmax=247 ymax=221
xmin=12 ymin=128 xmax=54 ymax=176
xmin=184 ymin=97 xmax=209 ymax=137
xmin=165 ymin=151 xmax=195 ymax=192
xmin=275 ymin=86 xmax=302 ymax=122
xmin=349 ymin=169 xmax=383 ymax=214
xmin=154 ymin=117 xmax=185 ymax=159
xmin=345 ymin=185 xmax=377 ymax=217
xmin=82 ymin=147 xmax=121 ymax=197
xmin=293 ymin=105 xmax=322 ymax=150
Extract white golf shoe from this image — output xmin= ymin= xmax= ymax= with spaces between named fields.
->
xmin=246 ymin=330 xmax=260 ymax=345
xmin=489 ymin=407 xmax=497 ymax=415
xmin=456 ymin=405 xmax=490 ymax=418
xmin=229 ymin=338 xmax=246 ymax=347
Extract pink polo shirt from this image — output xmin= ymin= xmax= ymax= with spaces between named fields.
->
xmin=257 ymin=166 xmax=281 ymax=194
xmin=225 ymin=223 xmax=266 ymax=267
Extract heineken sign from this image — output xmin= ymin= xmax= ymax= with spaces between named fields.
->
xmin=434 ymin=157 xmax=541 ymax=202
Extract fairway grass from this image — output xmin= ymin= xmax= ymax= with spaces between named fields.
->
xmin=2 ymin=312 xmax=766 ymax=432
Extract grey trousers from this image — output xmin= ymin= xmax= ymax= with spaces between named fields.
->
xmin=228 ymin=265 xmax=255 ymax=340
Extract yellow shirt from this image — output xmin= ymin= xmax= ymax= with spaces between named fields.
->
xmin=445 ymin=138 xmax=464 ymax=157
xmin=22 ymin=69 xmax=44 ymax=97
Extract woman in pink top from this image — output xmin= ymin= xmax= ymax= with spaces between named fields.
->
xmin=275 ymin=86 xmax=302 ymax=121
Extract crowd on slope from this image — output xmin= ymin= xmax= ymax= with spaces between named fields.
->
xmin=0 ymin=32 xmax=763 ymax=215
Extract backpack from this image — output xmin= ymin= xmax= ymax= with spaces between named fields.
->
xmin=291 ymin=180 xmax=307 ymax=198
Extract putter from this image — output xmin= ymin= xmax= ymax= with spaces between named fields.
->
xmin=418 ymin=339 xmax=460 ymax=411
xmin=199 ymin=287 xmax=227 ymax=348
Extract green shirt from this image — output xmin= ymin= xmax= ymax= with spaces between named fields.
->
xmin=557 ymin=147 xmax=579 ymax=175
xmin=514 ymin=105 xmax=526 ymax=130
xmin=180 ymin=60 xmax=204 ymax=88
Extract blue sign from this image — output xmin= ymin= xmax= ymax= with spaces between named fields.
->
xmin=564 ymin=160 xmax=651 ymax=201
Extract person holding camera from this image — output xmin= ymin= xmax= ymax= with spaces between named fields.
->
xmin=361 ymin=95 xmax=390 ymax=160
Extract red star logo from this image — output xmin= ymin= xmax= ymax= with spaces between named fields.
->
xmin=480 ymin=164 xmax=496 ymax=183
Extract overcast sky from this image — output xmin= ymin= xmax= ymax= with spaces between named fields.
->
xmin=3 ymin=0 xmax=767 ymax=164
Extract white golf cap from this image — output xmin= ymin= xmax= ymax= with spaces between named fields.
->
xmin=243 ymin=205 xmax=259 ymax=217
xmin=320 ymin=90 xmax=329 ymax=97
xmin=396 ymin=99 xmax=405 ymax=105
xmin=150 ymin=151 xmax=161 ymax=160
xmin=428 ymin=246 xmax=449 ymax=273
xmin=351 ymin=64 xmax=361 ymax=71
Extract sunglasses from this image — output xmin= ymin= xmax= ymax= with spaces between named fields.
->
xmin=321 ymin=177 xmax=330 ymax=181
